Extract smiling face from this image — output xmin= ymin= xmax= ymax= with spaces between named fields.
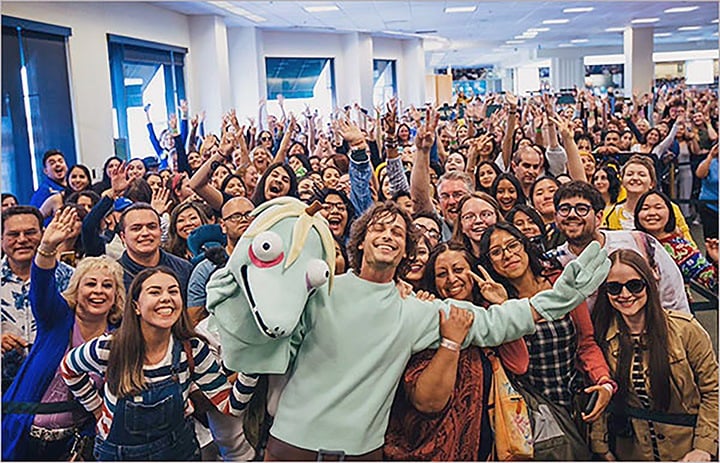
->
xmin=253 ymin=148 xmax=272 ymax=174
xmin=76 ymin=268 xmax=117 ymax=320
xmin=512 ymin=210 xmax=542 ymax=239
xmin=264 ymin=166 xmax=291 ymax=200
xmin=605 ymin=262 xmax=647 ymax=327
xmin=224 ymin=177 xmax=246 ymax=198
xmin=121 ymin=209 xmax=161 ymax=258
xmin=488 ymin=229 xmax=528 ymax=281
xmin=645 ymin=129 xmax=660 ymax=146
xmin=405 ymin=239 xmax=429 ymax=283
xmin=321 ymin=193 xmax=349 ymax=239
xmin=554 ymin=196 xmax=601 ymax=248
xmin=460 ymin=197 xmax=497 ymax=244
xmin=244 ymin=165 xmax=259 ymax=195
xmin=580 ymin=155 xmax=596 ymax=179
xmin=211 ymin=165 xmax=230 ymax=189
xmin=434 ymin=250 xmax=474 ymax=301
xmin=359 ymin=212 xmax=407 ymax=272
xmin=637 ymin=193 xmax=671 ymax=236
xmin=175 ymin=207 xmax=203 ymax=240
xmin=592 ymin=169 xmax=610 ymax=195
xmin=495 ymin=178 xmax=518 ymax=213
xmin=622 ymin=163 xmax=654 ymax=196
xmin=187 ymin=151 xmax=203 ymax=171
xmin=531 ymin=179 xmax=558 ymax=220
xmin=137 ymin=272 xmax=183 ymax=333
xmin=477 ymin=164 xmax=497 ymax=190
xmin=2 ymin=213 xmax=42 ymax=267
xmin=438 ymin=179 xmax=469 ymax=224
xmin=297 ymin=178 xmax=315 ymax=202
xmin=44 ymin=154 xmax=68 ymax=183
xmin=445 ymin=153 xmax=466 ymax=172
xmin=68 ymin=167 xmax=90 ymax=192
xmin=322 ymin=167 xmax=341 ymax=189
xmin=126 ymin=160 xmax=146 ymax=181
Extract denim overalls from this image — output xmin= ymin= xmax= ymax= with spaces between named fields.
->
xmin=94 ymin=338 xmax=200 ymax=461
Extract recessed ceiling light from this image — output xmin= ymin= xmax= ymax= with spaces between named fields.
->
xmin=303 ymin=5 xmax=339 ymax=13
xmin=664 ymin=6 xmax=699 ymax=14
xmin=506 ymin=40 xmax=525 ymax=44
xmin=631 ymin=17 xmax=660 ymax=24
xmin=543 ymin=19 xmax=570 ymax=25
xmin=210 ymin=1 xmax=266 ymax=22
xmin=528 ymin=27 xmax=550 ymax=32
xmin=605 ymin=27 xmax=625 ymax=32
xmin=678 ymin=26 xmax=702 ymax=31
xmin=713 ymin=19 xmax=719 ymax=24
xmin=686 ymin=37 xmax=704 ymax=41
xmin=444 ymin=6 xmax=477 ymax=13
xmin=563 ymin=7 xmax=594 ymax=13
xmin=654 ymin=32 xmax=672 ymax=37
xmin=570 ymin=39 xmax=589 ymax=43
xmin=558 ymin=43 xmax=574 ymax=47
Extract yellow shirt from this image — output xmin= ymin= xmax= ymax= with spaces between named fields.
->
xmin=603 ymin=201 xmax=696 ymax=247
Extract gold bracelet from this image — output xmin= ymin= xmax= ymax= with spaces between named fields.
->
xmin=36 ymin=246 xmax=57 ymax=258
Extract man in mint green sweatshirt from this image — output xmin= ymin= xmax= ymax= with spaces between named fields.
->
xmin=256 ymin=201 xmax=610 ymax=460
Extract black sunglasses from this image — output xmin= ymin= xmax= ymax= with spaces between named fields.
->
xmin=606 ymin=279 xmax=646 ymax=296
xmin=260 ymin=136 xmax=272 ymax=142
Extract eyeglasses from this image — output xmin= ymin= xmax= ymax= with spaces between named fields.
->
xmin=556 ymin=203 xmax=593 ymax=218
xmin=260 ymin=137 xmax=272 ymax=142
xmin=461 ymin=211 xmax=496 ymax=223
xmin=414 ymin=223 xmax=440 ymax=240
xmin=323 ymin=202 xmax=347 ymax=213
xmin=488 ymin=239 xmax=523 ymax=261
xmin=223 ymin=211 xmax=253 ymax=223
xmin=439 ymin=191 xmax=467 ymax=202
xmin=606 ymin=279 xmax=646 ymax=296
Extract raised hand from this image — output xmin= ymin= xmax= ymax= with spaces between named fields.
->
xmin=440 ymin=305 xmax=474 ymax=344
xmin=168 ymin=113 xmax=178 ymax=132
xmin=472 ymin=265 xmax=508 ymax=305
xmin=219 ymin=131 xmax=236 ymax=159
xmin=505 ymin=92 xmax=519 ymax=108
xmin=190 ymin=114 xmax=199 ymax=129
xmin=337 ymin=118 xmax=366 ymax=148
xmin=415 ymin=108 xmax=438 ymax=151
xmin=110 ymin=162 xmax=130 ymax=196
xmin=549 ymin=115 xmax=573 ymax=139
xmin=151 ymin=187 xmax=171 ymax=216
xmin=42 ymin=207 xmax=79 ymax=249
xmin=180 ymin=99 xmax=189 ymax=117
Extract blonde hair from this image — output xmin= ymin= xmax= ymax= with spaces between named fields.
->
xmin=62 ymin=256 xmax=125 ymax=325
xmin=621 ymin=154 xmax=656 ymax=188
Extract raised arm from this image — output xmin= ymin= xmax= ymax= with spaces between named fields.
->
xmin=551 ymin=115 xmax=586 ymax=182
xmin=188 ymin=133 xmax=235 ymax=211
xmin=275 ymin=113 xmax=297 ymax=164
xmin=337 ymin=118 xmax=373 ymax=215
xmin=382 ymin=102 xmax=410 ymax=195
xmin=410 ymin=108 xmax=439 ymax=214
xmin=145 ymin=103 xmax=163 ymax=156
xmin=501 ymin=94 xmax=519 ymax=171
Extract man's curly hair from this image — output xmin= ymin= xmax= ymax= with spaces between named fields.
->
xmin=347 ymin=201 xmax=418 ymax=281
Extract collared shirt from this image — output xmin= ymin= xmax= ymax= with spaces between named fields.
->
xmin=0 ymin=258 xmax=74 ymax=344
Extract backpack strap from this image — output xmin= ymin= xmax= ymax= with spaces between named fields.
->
xmin=182 ymin=339 xmax=195 ymax=376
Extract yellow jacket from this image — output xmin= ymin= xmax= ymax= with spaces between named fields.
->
xmin=603 ymin=201 xmax=696 ymax=247
xmin=590 ymin=311 xmax=719 ymax=460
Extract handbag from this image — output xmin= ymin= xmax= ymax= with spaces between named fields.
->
xmin=485 ymin=350 xmax=534 ymax=461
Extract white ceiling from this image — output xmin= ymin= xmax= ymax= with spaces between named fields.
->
xmin=155 ymin=1 xmax=720 ymax=67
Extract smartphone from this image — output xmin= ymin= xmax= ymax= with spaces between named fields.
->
xmin=584 ymin=390 xmax=599 ymax=415
xmin=486 ymin=104 xmax=502 ymax=117
xmin=557 ymin=93 xmax=576 ymax=105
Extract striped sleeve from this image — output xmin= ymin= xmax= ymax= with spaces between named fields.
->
xmin=386 ymin=157 xmax=410 ymax=195
xmin=187 ymin=338 xmax=259 ymax=417
xmin=60 ymin=334 xmax=112 ymax=412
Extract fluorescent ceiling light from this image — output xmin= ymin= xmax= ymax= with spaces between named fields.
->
xmin=506 ymin=40 xmax=525 ymax=44
xmin=210 ymin=1 xmax=266 ymax=22
xmin=678 ymin=26 xmax=701 ymax=31
xmin=686 ymin=37 xmax=704 ymax=41
xmin=444 ymin=6 xmax=477 ymax=13
xmin=303 ymin=5 xmax=339 ymax=13
xmin=563 ymin=7 xmax=594 ymax=13
xmin=664 ymin=6 xmax=699 ymax=14
xmin=713 ymin=19 xmax=719 ymax=23
xmin=558 ymin=43 xmax=574 ymax=47
xmin=631 ymin=18 xmax=660 ymax=24
xmin=654 ymin=32 xmax=672 ymax=37
xmin=543 ymin=19 xmax=570 ymax=24
xmin=528 ymin=27 xmax=550 ymax=32
xmin=570 ymin=39 xmax=589 ymax=43
xmin=605 ymin=27 xmax=625 ymax=32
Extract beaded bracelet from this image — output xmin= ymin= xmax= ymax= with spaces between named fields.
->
xmin=36 ymin=246 xmax=57 ymax=258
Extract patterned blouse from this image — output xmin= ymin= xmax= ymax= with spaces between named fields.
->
xmin=657 ymin=234 xmax=717 ymax=293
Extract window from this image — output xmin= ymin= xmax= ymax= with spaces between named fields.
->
xmin=265 ymin=57 xmax=335 ymax=115
xmin=107 ymin=34 xmax=186 ymax=160
xmin=373 ymin=59 xmax=397 ymax=107
xmin=2 ymin=16 xmax=75 ymax=203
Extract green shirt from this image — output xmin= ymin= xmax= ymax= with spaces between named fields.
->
xmin=270 ymin=271 xmax=536 ymax=454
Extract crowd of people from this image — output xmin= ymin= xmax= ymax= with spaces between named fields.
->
xmin=1 ymin=82 xmax=718 ymax=461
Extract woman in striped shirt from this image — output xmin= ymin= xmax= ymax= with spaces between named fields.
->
xmin=591 ymin=249 xmax=718 ymax=461
xmin=61 ymin=267 xmax=258 ymax=461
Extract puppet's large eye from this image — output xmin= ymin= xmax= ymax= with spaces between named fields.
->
xmin=306 ymin=259 xmax=330 ymax=289
xmin=251 ymin=231 xmax=283 ymax=263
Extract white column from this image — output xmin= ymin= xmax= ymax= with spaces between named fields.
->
xmin=550 ymin=57 xmax=585 ymax=90
xmin=400 ymin=38 xmax=426 ymax=106
xmin=338 ymin=33 xmax=362 ymax=106
xmin=188 ymin=15 xmax=231 ymax=132
xmin=357 ymin=33 xmax=375 ymax=110
xmin=228 ymin=27 xmax=265 ymax=120
xmin=624 ymin=26 xmax=654 ymax=97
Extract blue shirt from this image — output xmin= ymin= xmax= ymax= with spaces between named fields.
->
xmin=699 ymin=158 xmax=718 ymax=212
xmin=29 ymin=178 xmax=65 ymax=209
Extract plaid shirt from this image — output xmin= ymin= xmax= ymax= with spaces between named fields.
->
xmin=524 ymin=314 xmax=578 ymax=408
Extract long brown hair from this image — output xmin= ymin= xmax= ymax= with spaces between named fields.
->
xmin=592 ymin=249 xmax=671 ymax=411
xmin=164 ymin=201 xmax=209 ymax=259
xmin=106 ymin=267 xmax=197 ymax=398
xmin=451 ymin=191 xmax=504 ymax=254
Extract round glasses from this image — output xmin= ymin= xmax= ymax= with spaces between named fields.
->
xmin=556 ymin=203 xmax=593 ymax=217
